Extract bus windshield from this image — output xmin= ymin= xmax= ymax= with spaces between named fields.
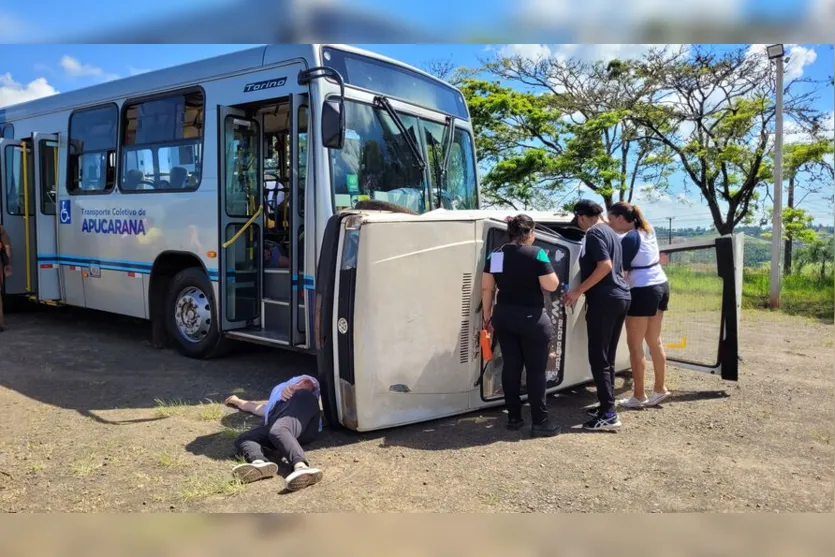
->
xmin=330 ymin=100 xmax=478 ymax=214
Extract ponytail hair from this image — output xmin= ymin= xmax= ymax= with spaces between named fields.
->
xmin=609 ymin=201 xmax=653 ymax=234
xmin=630 ymin=204 xmax=652 ymax=234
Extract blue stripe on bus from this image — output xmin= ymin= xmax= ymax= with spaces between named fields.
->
xmin=38 ymin=254 xmax=220 ymax=280
xmin=36 ymin=255 xmax=313 ymax=287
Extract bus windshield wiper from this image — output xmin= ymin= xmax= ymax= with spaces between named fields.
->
xmin=440 ymin=115 xmax=456 ymax=181
xmin=373 ymin=95 xmax=426 ymax=171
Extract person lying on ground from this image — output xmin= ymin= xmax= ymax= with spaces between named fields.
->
xmin=224 ymin=375 xmax=323 ymax=491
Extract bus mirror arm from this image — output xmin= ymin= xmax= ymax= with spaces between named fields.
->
xmin=299 ymin=67 xmax=346 ymax=150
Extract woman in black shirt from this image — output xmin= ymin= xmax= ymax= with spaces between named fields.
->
xmin=482 ymin=214 xmax=561 ymax=437
xmin=562 ymin=199 xmax=631 ymax=432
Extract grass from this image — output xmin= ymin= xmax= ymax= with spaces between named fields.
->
xmin=196 ymin=402 xmax=226 ymax=422
xmin=221 ymin=426 xmax=249 ymax=440
xmin=158 ymin=453 xmax=188 ymax=468
xmin=71 ymin=455 xmax=101 ymax=477
xmin=743 ymin=267 xmax=834 ymax=322
xmin=180 ymin=474 xmax=245 ymax=501
xmin=153 ymin=398 xmax=189 ymax=418
xmin=811 ymin=430 xmax=832 ymax=445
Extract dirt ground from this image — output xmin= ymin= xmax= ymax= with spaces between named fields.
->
xmin=0 ymin=304 xmax=832 ymax=513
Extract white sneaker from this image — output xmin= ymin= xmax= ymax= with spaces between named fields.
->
xmin=232 ymin=460 xmax=278 ymax=483
xmin=645 ymin=390 xmax=671 ymax=407
xmin=284 ymin=467 xmax=324 ymax=492
xmin=617 ymin=396 xmax=648 ymax=409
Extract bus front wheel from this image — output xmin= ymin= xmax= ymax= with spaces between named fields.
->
xmin=164 ymin=268 xmax=225 ymax=359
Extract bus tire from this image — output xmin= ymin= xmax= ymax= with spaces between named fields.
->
xmin=164 ymin=267 xmax=226 ymax=359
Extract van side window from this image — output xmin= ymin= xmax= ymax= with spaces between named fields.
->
xmin=68 ymin=105 xmax=118 ymax=194
xmin=120 ymin=90 xmax=204 ymax=192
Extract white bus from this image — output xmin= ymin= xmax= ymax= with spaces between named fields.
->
xmin=0 ymin=44 xmax=742 ymax=432
xmin=0 ymin=44 xmax=478 ymax=358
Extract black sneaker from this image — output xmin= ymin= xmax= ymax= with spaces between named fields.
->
xmin=506 ymin=417 xmax=524 ymax=430
xmin=531 ymin=419 xmax=561 ymax=437
xmin=585 ymin=405 xmax=601 ymax=418
xmin=583 ymin=413 xmax=622 ymax=432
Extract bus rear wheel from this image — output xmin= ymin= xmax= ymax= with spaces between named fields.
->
xmin=164 ymin=268 xmax=225 ymax=359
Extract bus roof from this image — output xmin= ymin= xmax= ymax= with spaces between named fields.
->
xmin=0 ymin=44 xmax=456 ymax=124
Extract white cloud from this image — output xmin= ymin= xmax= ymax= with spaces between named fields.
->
xmin=634 ymin=184 xmax=671 ymax=203
xmin=60 ymin=55 xmax=119 ymax=81
xmin=497 ymin=43 xmax=688 ymax=65
xmin=785 ymin=45 xmax=817 ymax=80
xmin=499 ymin=44 xmax=553 ymax=60
xmin=0 ymin=73 xmax=58 ymax=108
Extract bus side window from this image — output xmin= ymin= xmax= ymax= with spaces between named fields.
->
xmin=119 ymin=90 xmax=205 ymax=193
xmin=68 ymin=105 xmax=118 ymax=194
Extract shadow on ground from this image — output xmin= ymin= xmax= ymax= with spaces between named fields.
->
xmin=0 ymin=303 xmax=315 ymax=425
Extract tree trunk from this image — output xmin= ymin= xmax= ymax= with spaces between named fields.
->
xmin=602 ymin=193 xmax=613 ymax=209
xmin=784 ymin=176 xmax=795 ymax=275
xmin=716 ymin=220 xmax=734 ymax=236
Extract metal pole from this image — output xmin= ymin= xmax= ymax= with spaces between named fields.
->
xmin=769 ymin=56 xmax=784 ymax=309
xmin=667 ymin=216 xmax=673 ymax=244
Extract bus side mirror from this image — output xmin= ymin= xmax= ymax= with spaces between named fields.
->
xmin=322 ymin=99 xmax=345 ymax=150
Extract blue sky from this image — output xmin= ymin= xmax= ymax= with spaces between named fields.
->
xmin=0 ymin=41 xmax=832 ymax=228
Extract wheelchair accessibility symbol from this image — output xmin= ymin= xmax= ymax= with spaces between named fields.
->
xmin=59 ymin=200 xmax=71 ymax=225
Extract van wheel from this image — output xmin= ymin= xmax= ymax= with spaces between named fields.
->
xmin=165 ymin=268 xmax=227 ymax=359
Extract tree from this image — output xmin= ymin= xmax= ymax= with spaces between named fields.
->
xmin=763 ymin=206 xmax=818 ymax=274
xmin=781 ymin=139 xmax=834 ymax=273
xmin=454 ymin=53 xmax=674 ymax=209
xmin=422 ymin=58 xmax=475 ymax=88
xmin=796 ymin=234 xmax=835 ymax=283
xmin=633 ymin=46 xmax=831 ymax=235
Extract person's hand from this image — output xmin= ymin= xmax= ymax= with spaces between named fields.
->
xmin=483 ymin=315 xmax=493 ymax=334
xmin=4 ymin=265 xmax=11 ymax=277
xmin=224 ymin=395 xmax=242 ymax=408
xmin=562 ymin=289 xmax=583 ymax=308
xmin=280 ymin=384 xmax=295 ymax=401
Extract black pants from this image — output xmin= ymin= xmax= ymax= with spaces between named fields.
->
xmin=235 ymin=390 xmax=321 ymax=467
xmin=585 ymin=298 xmax=630 ymax=415
xmin=493 ymin=304 xmax=553 ymax=425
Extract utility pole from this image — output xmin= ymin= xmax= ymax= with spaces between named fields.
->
xmin=767 ymin=44 xmax=785 ymax=309
xmin=667 ymin=217 xmax=674 ymax=245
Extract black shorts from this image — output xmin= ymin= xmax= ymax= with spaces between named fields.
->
xmin=628 ymin=282 xmax=670 ymax=317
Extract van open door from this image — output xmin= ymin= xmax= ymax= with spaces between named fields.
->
xmin=657 ymin=235 xmax=743 ymax=380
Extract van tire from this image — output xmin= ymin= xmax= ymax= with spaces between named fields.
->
xmin=164 ymin=267 xmax=227 ymax=359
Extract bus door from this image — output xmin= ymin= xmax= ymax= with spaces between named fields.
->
xmin=478 ymin=219 xmax=576 ymax=402
xmin=290 ymin=93 xmax=310 ymax=347
xmin=0 ymin=138 xmax=35 ymax=296
xmin=218 ymin=107 xmax=263 ymax=333
xmin=656 ymin=235 xmax=743 ymax=381
xmin=32 ymin=133 xmax=62 ymax=301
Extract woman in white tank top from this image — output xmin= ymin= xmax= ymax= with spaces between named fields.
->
xmin=606 ymin=202 xmax=671 ymax=409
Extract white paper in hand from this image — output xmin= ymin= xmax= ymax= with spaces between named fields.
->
xmin=489 ymin=252 xmax=504 ymax=273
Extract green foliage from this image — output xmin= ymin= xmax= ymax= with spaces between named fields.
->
xmin=457 ymin=54 xmax=675 ymax=209
xmin=743 ymin=266 xmax=834 ymax=322
xmin=784 ymin=140 xmax=835 ymax=179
